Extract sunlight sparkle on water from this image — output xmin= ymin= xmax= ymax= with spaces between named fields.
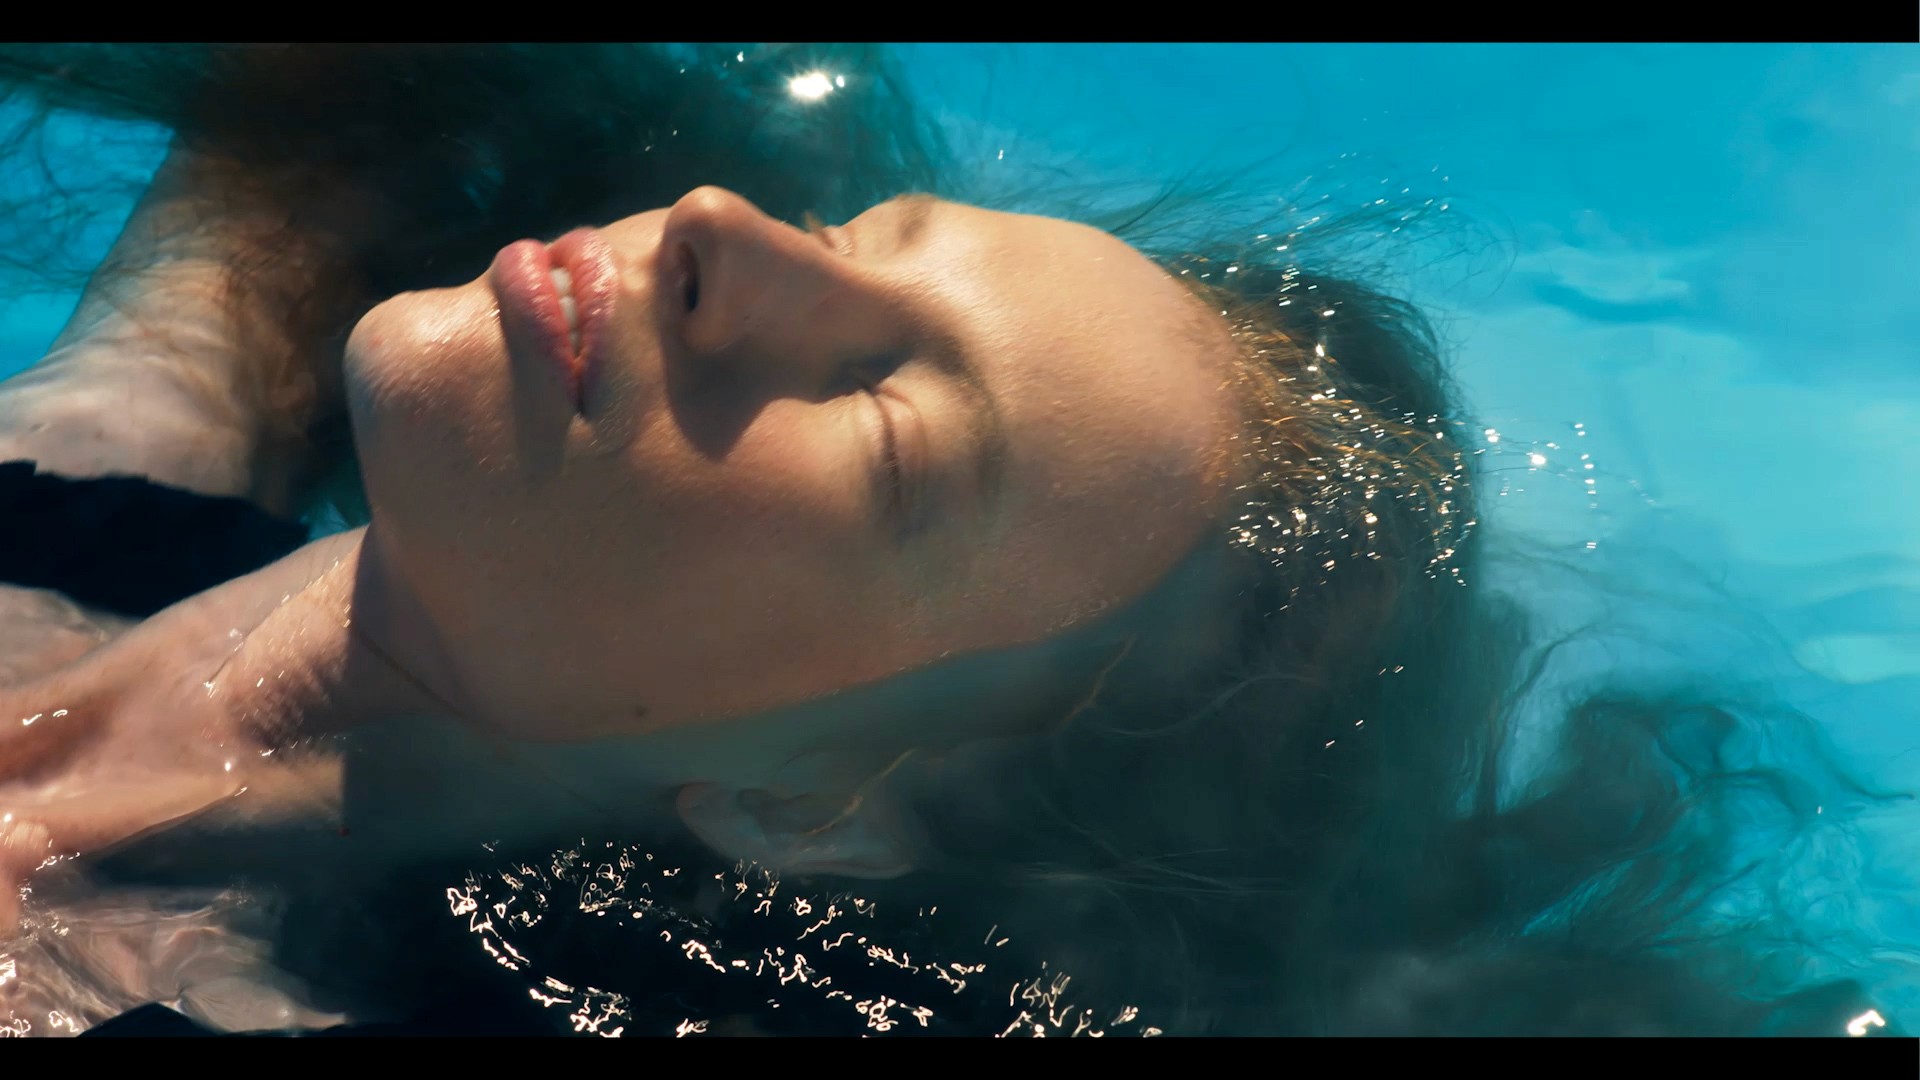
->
xmin=1847 ymin=1009 xmax=1885 ymax=1036
xmin=788 ymin=72 xmax=836 ymax=101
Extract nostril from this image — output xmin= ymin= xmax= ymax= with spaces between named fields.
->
xmin=676 ymin=243 xmax=701 ymax=313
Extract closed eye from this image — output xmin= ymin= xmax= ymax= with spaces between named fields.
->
xmin=847 ymin=364 xmax=914 ymax=532
xmin=870 ymin=388 xmax=906 ymax=519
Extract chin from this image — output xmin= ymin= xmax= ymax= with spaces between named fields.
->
xmin=348 ymin=287 xmax=523 ymax=493
xmin=348 ymin=287 xmax=492 ymax=413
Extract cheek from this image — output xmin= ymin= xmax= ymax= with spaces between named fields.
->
xmin=348 ymin=357 xmax=932 ymax=729
xmin=474 ymin=408 xmax=902 ymax=698
xmin=623 ymin=397 xmax=870 ymax=547
xmin=650 ymin=413 xmax=924 ymax=657
xmin=980 ymin=404 xmax=1223 ymax=641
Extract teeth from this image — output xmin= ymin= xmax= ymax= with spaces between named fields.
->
xmin=549 ymin=268 xmax=582 ymax=355
xmin=558 ymin=296 xmax=580 ymax=354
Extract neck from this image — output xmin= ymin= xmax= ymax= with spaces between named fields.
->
xmin=200 ymin=529 xmax=451 ymax=745
xmin=0 ymin=528 xmax=467 ymax=881
xmin=3 ymin=529 xmax=447 ymax=793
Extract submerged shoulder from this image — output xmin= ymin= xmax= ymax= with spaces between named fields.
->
xmin=0 ymin=583 xmax=132 ymax=687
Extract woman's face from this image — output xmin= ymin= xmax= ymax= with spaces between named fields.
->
xmin=344 ymin=187 xmax=1237 ymax=742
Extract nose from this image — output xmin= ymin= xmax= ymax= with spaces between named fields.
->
xmin=660 ymin=186 xmax=898 ymax=395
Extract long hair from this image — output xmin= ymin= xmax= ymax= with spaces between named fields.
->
xmin=0 ymin=43 xmax=1903 ymax=1035
xmin=889 ymin=258 xmax=1897 ymax=1034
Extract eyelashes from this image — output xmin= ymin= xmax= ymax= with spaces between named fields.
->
xmin=799 ymin=211 xmax=922 ymax=531
xmin=870 ymin=389 xmax=906 ymax=520
xmin=801 ymin=211 xmax=854 ymax=256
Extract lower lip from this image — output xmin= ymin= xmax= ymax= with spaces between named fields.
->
xmin=488 ymin=229 xmax=618 ymax=415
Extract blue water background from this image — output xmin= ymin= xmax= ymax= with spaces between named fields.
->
xmin=1 ymin=44 xmax=1916 ymax=1019
xmin=893 ymin=44 xmax=1920 ymax=1013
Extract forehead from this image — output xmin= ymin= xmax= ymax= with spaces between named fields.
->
xmin=912 ymin=200 xmax=1240 ymax=641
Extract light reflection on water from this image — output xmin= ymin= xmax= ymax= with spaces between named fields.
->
xmin=0 ymin=44 xmax=1915 ymax=1036
xmin=446 ymin=841 xmax=1161 ymax=1038
xmin=0 ymin=886 xmax=342 ymax=1037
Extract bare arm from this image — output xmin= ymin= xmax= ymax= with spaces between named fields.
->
xmin=0 ymin=150 xmax=374 ymax=517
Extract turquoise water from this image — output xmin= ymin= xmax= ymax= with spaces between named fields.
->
xmin=901 ymin=44 xmax=1920 ymax=568
xmin=1 ymin=44 xmax=1917 ymax=1030
xmin=889 ymin=43 xmax=1920 ymax=1019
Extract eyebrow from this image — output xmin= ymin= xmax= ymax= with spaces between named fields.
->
xmin=889 ymin=193 xmax=939 ymax=248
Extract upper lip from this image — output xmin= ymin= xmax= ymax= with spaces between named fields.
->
xmin=551 ymin=242 xmax=587 ymax=302
xmin=486 ymin=235 xmax=586 ymax=415
xmin=544 ymin=248 xmax=585 ymax=408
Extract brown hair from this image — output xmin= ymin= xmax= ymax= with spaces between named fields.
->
xmin=0 ymin=43 xmax=1891 ymax=1037
xmin=881 ymin=248 xmax=1880 ymax=1035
